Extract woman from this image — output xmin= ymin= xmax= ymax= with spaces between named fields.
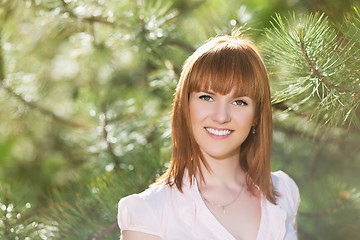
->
xmin=118 ymin=33 xmax=300 ymax=240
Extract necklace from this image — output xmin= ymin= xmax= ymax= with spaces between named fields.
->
xmin=199 ymin=185 xmax=245 ymax=214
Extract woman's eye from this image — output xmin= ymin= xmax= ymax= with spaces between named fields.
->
xmin=233 ymin=100 xmax=247 ymax=106
xmin=199 ymin=95 xmax=213 ymax=101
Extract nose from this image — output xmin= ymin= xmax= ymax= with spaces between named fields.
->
xmin=212 ymin=102 xmax=231 ymax=123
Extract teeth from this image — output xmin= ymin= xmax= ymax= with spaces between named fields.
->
xmin=205 ymin=128 xmax=231 ymax=136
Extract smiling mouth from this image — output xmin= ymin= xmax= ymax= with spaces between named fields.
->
xmin=205 ymin=127 xmax=233 ymax=136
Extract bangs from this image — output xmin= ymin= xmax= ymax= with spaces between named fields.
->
xmin=188 ymin=44 xmax=265 ymax=102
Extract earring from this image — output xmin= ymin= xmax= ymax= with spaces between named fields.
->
xmin=252 ymin=127 xmax=256 ymax=134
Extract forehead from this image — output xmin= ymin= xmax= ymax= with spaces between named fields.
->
xmin=188 ymin=48 xmax=262 ymax=102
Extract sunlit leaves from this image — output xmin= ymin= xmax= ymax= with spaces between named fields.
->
xmin=0 ymin=184 xmax=54 ymax=240
xmin=264 ymin=12 xmax=360 ymax=127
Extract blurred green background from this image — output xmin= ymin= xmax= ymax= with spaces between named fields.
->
xmin=0 ymin=0 xmax=359 ymax=239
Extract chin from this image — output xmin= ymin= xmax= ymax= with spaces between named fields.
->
xmin=204 ymin=150 xmax=239 ymax=161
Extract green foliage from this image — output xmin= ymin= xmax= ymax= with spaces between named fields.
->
xmin=0 ymin=0 xmax=359 ymax=239
xmin=265 ymin=9 xmax=360 ymax=232
xmin=263 ymin=11 xmax=360 ymax=127
xmin=271 ymin=113 xmax=360 ymax=238
xmin=43 ymin=143 xmax=164 ymax=240
xmin=0 ymin=184 xmax=53 ymax=240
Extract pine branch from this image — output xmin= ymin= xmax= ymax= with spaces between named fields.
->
xmin=264 ymin=12 xmax=360 ymax=127
xmin=0 ymin=0 xmax=14 ymax=24
xmin=273 ymin=121 xmax=360 ymax=146
xmin=0 ymin=34 xmax=4 ymax=83
xmin=299 ymin=36 xmax=358 ymax=93
xmin=30 ymin=0 xmax=117 ymax=27
xmin=2 ymin=83 xmax=85 ymax=128
xmin=1 ymin=186 xmax=11 ymax=238
xmin=0 ymin=11 xmax=86 ymax=129
xmin=88 ymin=220 xmax=117 ymax=240
xmin=166 ymin=39 xmax=196 ymax=53
xmin=59 ymin=0 xmax=115 ymax=26
xmin=101 ymin=100 xmax=122 ymax=171
xmin=0 ymin=0 xmax=14 ymax=83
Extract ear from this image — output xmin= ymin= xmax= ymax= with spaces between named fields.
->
xmin=252 ymin=118 xmax=258 ymax=127
xmin=252 ymin=111 xmax=260 ymax=127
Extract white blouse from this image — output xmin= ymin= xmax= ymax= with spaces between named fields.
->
xmin=118 ymin=170 xmax=300 ymax=239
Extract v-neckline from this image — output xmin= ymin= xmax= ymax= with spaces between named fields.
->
xmin=193 ymin=178 xmax=264 ymax=240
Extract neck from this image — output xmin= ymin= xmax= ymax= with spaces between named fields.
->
xmin=196 ymin=152 xmax=246 ymax=188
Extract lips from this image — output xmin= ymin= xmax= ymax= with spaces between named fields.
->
xmin=205 ymin=127 xmax=233 ymax=136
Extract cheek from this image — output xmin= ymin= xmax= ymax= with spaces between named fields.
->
xmin=189 ymin=103 xmax=199 ymax=131
xmin=189 ymin=102 xmax=207 ymax=124
xmin=235 ymin=110 xmax=256 ymax=127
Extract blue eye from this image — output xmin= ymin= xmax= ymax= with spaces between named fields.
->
xmin=200 ymin=95 xmax=212 ymax=101
xmin=233 ymin=100 xmax=247 ymax=106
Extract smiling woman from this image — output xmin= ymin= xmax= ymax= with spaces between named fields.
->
xmin=189 ymin=91 xmax=256 ymax=161
xmin=117 ymin=33 xmax=300 ymax=240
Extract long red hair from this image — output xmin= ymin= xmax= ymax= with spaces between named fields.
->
xmin=156 ymin=34 xmax=278 ymax=204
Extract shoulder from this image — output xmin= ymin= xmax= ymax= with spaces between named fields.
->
xmin=271 ymin=170 xmax=300 ymax=215
xmin=117 ymin=184 xmax=173 ymax=237
xmin=271 ymin=171 xmax=300 ymax=239
xmin=271 ymin=170 xmax=299 ymax=198
xmin=122 ymin=183 xmax=172 ymax=206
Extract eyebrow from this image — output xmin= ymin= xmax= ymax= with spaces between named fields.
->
xmin=202 ymin=91 xmax=216 ymax=96
xmin=199 ymin=90 xmax=248 ymax=99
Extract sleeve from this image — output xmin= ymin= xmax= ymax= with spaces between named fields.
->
xmin=118 ymin=194 xmax=162 ymax=237
xmin=272 ymin=171 xmax=301 ymax=240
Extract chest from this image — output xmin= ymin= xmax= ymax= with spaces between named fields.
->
xmin=163 ymin=192 xmax=262 ymax=240
xmin=204 ymin=194 xmax=262 ymax=240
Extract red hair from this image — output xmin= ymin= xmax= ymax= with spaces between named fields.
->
xmin=156 ymin=34 xmax=278 ymax=204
